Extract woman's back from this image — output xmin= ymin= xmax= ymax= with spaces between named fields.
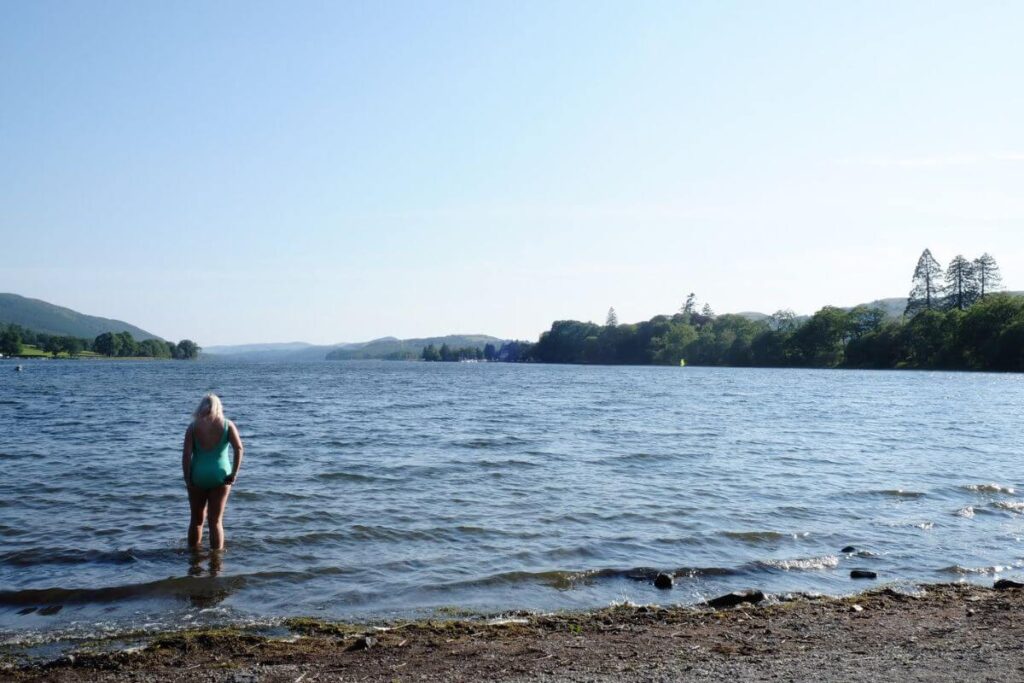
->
xmin=193 ymin=417 xmax=228 ymax=453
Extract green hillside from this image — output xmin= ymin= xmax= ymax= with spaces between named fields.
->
xmin=326 ymin=335 xmax=502 ymax=360
xmin=0 ymin=293 xmax=160 ymax=341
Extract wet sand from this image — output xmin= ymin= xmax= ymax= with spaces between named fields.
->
xmin=6 ymin=583 xmax=1024 ymax=682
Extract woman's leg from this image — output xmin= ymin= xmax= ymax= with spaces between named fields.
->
xmin=206 ymin=485 xmax=232 ymax=550
xmin=187 ymin=486 xmax=209 ymax=549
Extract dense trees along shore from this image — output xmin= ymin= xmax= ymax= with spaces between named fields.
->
xmin=514 ymin=250 xmax=1024 ymax=372
xmin=0 ymin=325 xmax=200 ymax=360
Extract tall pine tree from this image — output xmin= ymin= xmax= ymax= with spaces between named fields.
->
xmin=605 ymin=307 xmax=618 ymax=327
xmin=905 ymin=249 xmax=944 ymax=317
xmin=944 ymin=255 xmax=979 ymax=310
xmin=680 ymin=293 xmax=697 ymax=316
xmin=973 ymin=253 xmax=1002 ymax=299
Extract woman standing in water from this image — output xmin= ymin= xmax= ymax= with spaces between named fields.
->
xmin=182 ymin=394 xmax=244 ymax=550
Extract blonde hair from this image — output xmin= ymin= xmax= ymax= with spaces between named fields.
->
xmin=193 ymin=393 xmax=224 ymax=422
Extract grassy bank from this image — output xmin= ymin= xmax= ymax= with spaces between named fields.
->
xmin=5 ymin=346 xmax=160 ymax=360
xmin=6 ymin=583 xmax=1024 ymax=682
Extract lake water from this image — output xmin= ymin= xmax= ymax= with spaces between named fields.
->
xmin=1 ymin=360 xmax=1023 ymax=644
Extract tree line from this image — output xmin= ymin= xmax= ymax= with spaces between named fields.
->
xmin=0 ymin=324 xmax=200 ymax=360
xmin=506 ymin=250 xmax=1023 ymax=372
xmin=421 ymin=343 xmax=490 ymax=362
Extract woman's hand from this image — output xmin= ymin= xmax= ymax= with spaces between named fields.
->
xmin=224 ymin=474 xmax=237 ymax=486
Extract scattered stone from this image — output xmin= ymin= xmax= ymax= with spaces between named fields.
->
xmin=967 ymin=608 xmax=976 ymax=616
xmin=654 ymin=573 xmax=674 ymax=590
xmin=226 ymin=673 xmax=259 ymax=683
xmin=347 ymin=636 xmax=376 ymax=651
xmin=850 ymin=570 xmax=877 ymax=580
xmin=706 ymin=590 xmax=765 ymax=609
xmin=840 ymin=546 xmax=857 ymax=554
xmin=994 ymin=579 xmax=1024 ymax=590
xmin=850 ymin=604 xmax=864 ymax=613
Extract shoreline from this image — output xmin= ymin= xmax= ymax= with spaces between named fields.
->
xmin=6 ymin=582 xmax=1024 ymax=681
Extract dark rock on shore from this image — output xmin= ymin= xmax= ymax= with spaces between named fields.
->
xmin=654 ymin=573 xmax=674 ymax=589
xmin=994 ymin=579 xmax=1024 ymax=590
xmin=851 ymin=570 xmax=877 ymax=580
xmin=706 ymin=589 xmax=765 ymax=609
xmin=841 ymin=546 xmax=857 ymax=554
xmin=347 ymin=635 xmax=376 ymax=651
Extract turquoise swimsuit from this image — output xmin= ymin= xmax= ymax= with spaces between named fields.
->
xmin=190 ymin=421 xmax=232 ymax=490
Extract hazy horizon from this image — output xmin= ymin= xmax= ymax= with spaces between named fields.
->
xmin=3 ymin=2 xmax=1022 ymax=345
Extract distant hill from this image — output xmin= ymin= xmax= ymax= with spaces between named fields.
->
xmin=851 ymin=297 xmax=908 ymax=319
xmin=203 ymin=342 xmax=343 ymax=362
xmin=326 ymin=335 xmax=503 ymax=361
xmin=204 ymin=335 xmax=504 ymax=361
xmin=0 ymin=293 xmax=160 ymax=340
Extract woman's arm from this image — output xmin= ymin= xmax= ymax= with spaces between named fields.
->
xmin=182 ymin=424 xmax=194 ymax=487
xmin=224 ymin=421 xmax=244 ymax=485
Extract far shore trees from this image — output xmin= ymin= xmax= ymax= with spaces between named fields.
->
xmin=421 ymin=343 xmax=484 ymax=362
xmin=174 ymin=339 xmax=200 ymax=360
xmin=1 ymin=328 xmax=22 ymax=356
xmin=0 ymin=323 xmax=199 ymax=359
xmin=92 ymin=331 xmax=199 ymax=359
xmin=522 ymin=250 xmax=1020 ymax=372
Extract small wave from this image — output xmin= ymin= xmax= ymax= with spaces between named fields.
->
xmin=454 ymin=436 xmax=528 ymax=449
xmin=0 ymin=451 xmax=30 ymax=460
xmin=964 ymin=483 xmax=1015 ymax=494
xmin=994 ymin=501 xmax=1024 ymax=514
xmin=261 ymin=531 xmax=350 ymax=547
xmin=474 ymin=459 xmax=542 ymax=470
xmin=315 ymin=471 xmax=384 ymax=482
xmin=723 ymin=531 xmax=786 ymax=543
xmin=349 ymin=524 xmax=440 ymax=542
xmin=756 ymin=555 xmax=839 ymax=572
xmin=0 ymin=569 xmax=350 ymax=607
xmin=440 ymin=565 xmax=739 ymax=592
xmin=611 ymin=452 xmax=674 ymax=463
xmin=0 ymin=576 xmax=246 ymax=606
xmin=721 ymin=531 xmax=807 ymax=545
xmin=442 ymin=569 xmax=615 ymax=591
xmin=454 ymin=525 xmax=543 ymax=540
xmin=0 ymin=547 xmax=173 ymax=568
xmin=956 ymin=506 xmax=975 ymax=518
xmin=939 ymin=565 xmax=1011 ymax=575
xmin=876 ymin=520 xmax=934 ymax=530
xmin=873 ymin=489 xmax=926 ymax=499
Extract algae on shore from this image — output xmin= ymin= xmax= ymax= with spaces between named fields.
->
xmin=7 ymin=583 xmax=1024 ymax=682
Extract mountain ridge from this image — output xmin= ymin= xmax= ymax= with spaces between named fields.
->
xmin=0 ymin=293 xmax=161 ymax=341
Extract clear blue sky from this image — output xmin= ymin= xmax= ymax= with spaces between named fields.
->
xmin=2 ymin=1 xmax=1022 ymax=345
